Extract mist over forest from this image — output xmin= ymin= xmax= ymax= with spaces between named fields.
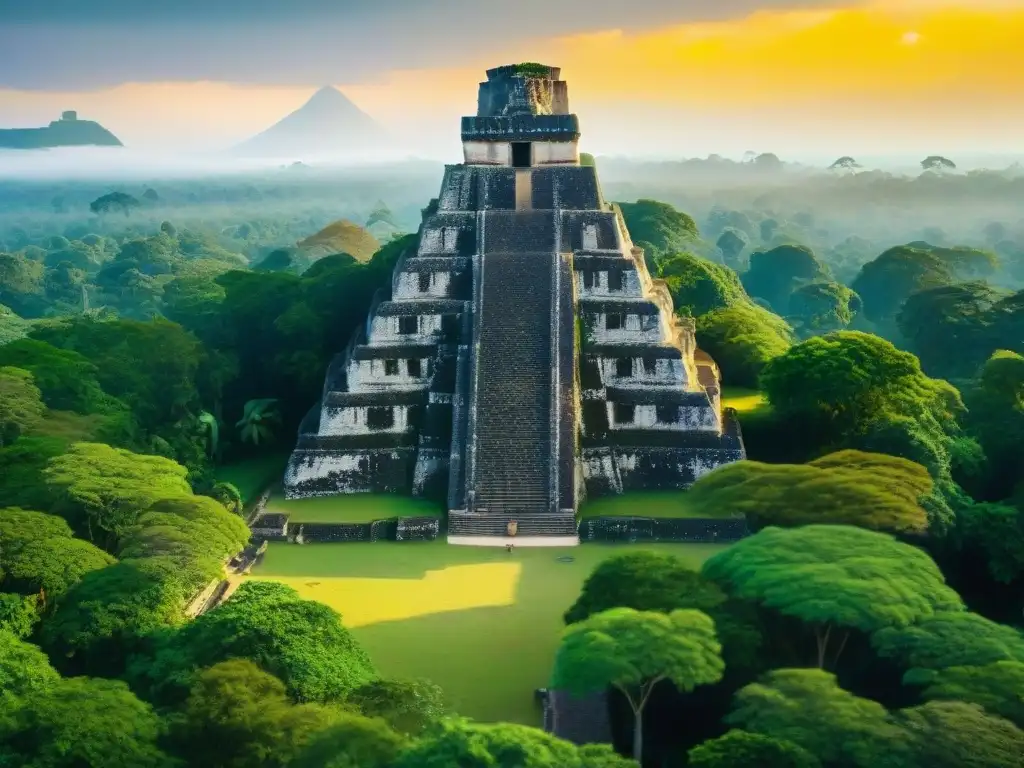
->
xmin=3 ymin=146 xmax=1024 ymax=768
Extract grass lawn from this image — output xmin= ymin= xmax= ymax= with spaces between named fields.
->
xmin=214 ymin=452 xmax=290 ymax=505
xmin=721 ymin=387 xmax=768 ymax=413
xmin=579 ymin=490 xmax=707 ymax=519
xmin=264 ymin=493 xmax=444 ymax=523
xmin=246 ymin=540 xmax=726 ymax=725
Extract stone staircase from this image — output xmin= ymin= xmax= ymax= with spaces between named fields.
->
xmin=449 ymin=513 xmax=578 ymax=537
xmin=472 ymin=211 xmax=557 ymax=517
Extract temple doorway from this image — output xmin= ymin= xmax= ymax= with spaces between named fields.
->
xmin=511 ymin=142 xmax=532 ymax=168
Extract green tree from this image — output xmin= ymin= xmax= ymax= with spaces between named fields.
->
xmin=0 ymin=252 xmax=46 ymax=317
xmin=871 ymin=611 xmax=1024 ymax=682
xmin=741 ymin=245 xmax=827 ymax=311
xmin=893 ymin=700 xmax=1024 ymax=768
xmin=392 ymin=719 xmax=635 ymax=768
xmin=0 ymin=366 xmax=45 ymax=446
xmin=897 ymin=282 xmax=1006 ymax=379
xmin=130 ymin=581 xmax=375 ymax=705
xmin=4 ymin=536 xmax=115 ymax=606
xmin=695 ymin=302 xmax=793 ymax=388
xmin=0 ymin=339 xmax=107 ymax=412
xmin=760 ymin=332 xmax=963 ymax=494
xmin=89 ymin=191 xmax=141 ymax=217
xmin=0 ymin=437 xmax=66 ymax=510
xmin=851 ymin=245 xmax=954 ymax=324
xmin=30 ymin=316 xmax=204 ymax=441
xmin=0 ymin=592 xmax=40 ymax=638
xmin=0 ymin=676 xmax=172 ymax=768
xmin=688 ymin=730 xmax=820 ymax=768
xmin=657 ymin=252 xmax=747 ymax=317
xmin=727 ymin=668 xmax=904 ymax=767
xmin=686 ymin=450 xmax=933 ymax=534
xmin=829 ymin=156 xmax=861 ymax=171
xmin=0 ymin=506 xmax=74 ymax=552
xmin=916 ymin=661 xmax=1024 ymax=728
xmin=0 ymin=629 xmax=60 ymax=704
xmin=115 ymin=234 xmax=179 ymax=276
xmin=703 ymin=525 xmax=963 ymax=669
xmin=117 ymin=495 xmax=249 ymax=592
xmin=42 ymin=556 xmax=188 ymax=676
xmin=345 ymin=678 xmax=446 ymax=735
xmin=552 ymin=607 xmax=724 ymax=761
xmin=955 ymin=502 xmax=1024 ymax=586
xmin=170 ymin=659 xmax=345 ymax=768
xmin=564 ymin=551 xmax=727 ymax=624
xmin=291 ymin=714 xmax=408 ymax=768
xmin=788 ymin=282 xmax=861 ymax=334
xmin=716 ymin=228 xmax=749 ymax=269
xmin=618 ymin=199 xmax=699 ymax=255
xmin=44 ymin=443 xmax=192 ymax=545
xmin=965 ymin=350 xmax=1024 ymax=498
xmin=236 ymin=398 xmax=281 ymax=445
xmin=921 ymin=155 xmax=956 ymax=172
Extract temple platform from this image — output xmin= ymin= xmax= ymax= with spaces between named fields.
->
xmin=447 ymin=535 xmax=580 ymax=547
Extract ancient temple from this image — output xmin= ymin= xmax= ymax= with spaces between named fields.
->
xmin=284 ymin=64 xmax=745 ymax=542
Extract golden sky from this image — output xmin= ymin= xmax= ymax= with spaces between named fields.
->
xmin=1 ymin=0 xmax=1020 ymax=157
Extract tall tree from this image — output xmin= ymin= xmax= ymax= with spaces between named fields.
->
xmin=44 ymin=443 xmax=192 ymax=545
xmin=695 ymin=302 xmax=793 ymax=388
xmin=0 ymin=366 xmax=45 ymax=447
xmin=741 ymin=245 xmax=827 ymax=311
xmin=0 ymin=629 xmax=60 ymax=705
xmin=564 ymin=551 xmax=727 ymax=624
xmin=918 ymin=661 xmax=1024 ymax=728
xmin=871 ymin=611 xmax=1024 ymax=683
xmin=726 ymin=668 xmax=905 ymax=767
xmin=42 ymin=556 xmax=188 ymax=676
xmin=345 ymin=678 xmax=446 ymax=736
xmin=851 ymin=245 xmax=954 ymax=324
xmin=787 ymin=282 xmax=861 ymax=334
xmin=702 ymin=525 xmax=963 ymax=669
xmin=0 ymin=676 xmax=172 ymax=767
xmin=921 ymin=156 xmax=956 ymax=172
xmin=686 ymin=450 xmax=933 ymax=534
xmin=552 ymin=607 xmax=724 ymax=761
xmin=688 ymin=730 xmax=821 ymax=768
xmin=391 ymin=719 xmax=635 ymax=768
xmin=897 ymin=282 xmax=1006 ymax=379
xmin=3 ymin=537 xmax=115 ymax=606
xmin=170 ymin=660 xmax=347 ymax=768
xmin=130 ymin=581 xmax=375 ymax=706
xmin=965 ymin=350 xmax=1024 ymax=498
xmin=892 ymin=700 xmax=1024 ymax=768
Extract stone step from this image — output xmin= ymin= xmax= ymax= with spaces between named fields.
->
xmin=449 ymin=513 xmax=578 ymax=537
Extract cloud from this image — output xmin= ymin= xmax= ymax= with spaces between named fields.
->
xmin=0 ymin=0 xmax=855 ymax=90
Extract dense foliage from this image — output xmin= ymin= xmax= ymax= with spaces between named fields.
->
xmin=1 ymin=164 xmax=1023 ymax=767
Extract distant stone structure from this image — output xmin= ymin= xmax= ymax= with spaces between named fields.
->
xmin=284 ymin=64 xmax=745 ymax=542
xmin=0 ymin=111 xmax=122 ymax=149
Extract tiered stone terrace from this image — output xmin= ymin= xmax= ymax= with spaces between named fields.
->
xmin=284 ymin=64 xmax=745 ymax=540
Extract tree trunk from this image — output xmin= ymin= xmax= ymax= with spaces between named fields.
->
xmin=633 ymin=708 xmax=643 ymax=763
xmin=815 ymin=624 xmax=832 ymax=669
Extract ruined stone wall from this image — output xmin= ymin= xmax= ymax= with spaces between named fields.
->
xmin=394 ymin=270 xmax=452 ymax=299
xmin=320 ymin=405 xmax=411 ymax=435
xmin=347 ymin=359 xmax=431 ymax=390
xmin=581 ymin=445 xmax=744 ymax=495
xmin=597 ymin=356 xmax=687 ymax=387
xmin=579 ymin=516 xmax=749 ymax=543
xmin=285 ymin=448 xmax=416 ymax=497
xmin=368 ymin=314 xmax=443 ymax=343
